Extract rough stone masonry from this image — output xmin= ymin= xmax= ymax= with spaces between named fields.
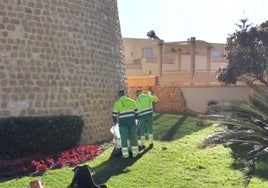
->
xmin=0 ymin=0 xmax=126 ymax=143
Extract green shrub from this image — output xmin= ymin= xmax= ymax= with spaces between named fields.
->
xmin=0 ymin=115 xmax=84 ymax=160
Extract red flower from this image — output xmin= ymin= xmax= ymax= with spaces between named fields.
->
xmin=0 ymin=144 xmax=103 ymax=177
xmin=45 ymin=158 xmax=54 ymax=168
xmin=57 ymin=158 xmax=66 ymax=167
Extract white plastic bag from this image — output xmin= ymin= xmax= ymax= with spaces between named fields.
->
xmin=110 ymin=123 xmax=121 ymax=148
xmin=110 ymin=123 xmax=133 ymax=149
xmin=110 ymin=123 xmax=120 ymax=138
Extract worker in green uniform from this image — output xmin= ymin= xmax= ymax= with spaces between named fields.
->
xmin=136 ymin=88 xmax=158 ymax=149
xmin=112 ymin=89 xmax=139 ymax=158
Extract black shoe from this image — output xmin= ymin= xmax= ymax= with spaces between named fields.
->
xmin=138 ymin=145 xmax=146 ymax=151
xmin=149 ymin=143 xmax=154 ymax=148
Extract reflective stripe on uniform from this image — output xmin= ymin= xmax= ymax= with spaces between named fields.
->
xmin=112 ymin=112 xmax=119 ymax=117
xmin=122 ymin=147 xmax=129 ymax=158
xmin=139 ymin=108 xmax=153 ymax=116
xmin=117 ymin=110 xmax=137 ymax=119
xmin=119 ymin=113 xmax=136 ymax=118
xmin=131 ymin=146 xmax=139 ymax=157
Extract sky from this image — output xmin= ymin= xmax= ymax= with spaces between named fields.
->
xmin=117 ymin=0 xmax=268 ymax=43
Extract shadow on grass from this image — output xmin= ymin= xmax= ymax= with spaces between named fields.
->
xmin=91 ymin=146 xmax=152 ymax=185
xmin=153 ymin=112 xmax=165 ymax=121
xmin=154 ymin=113 xmax=205 ymax=142
xmin=160 ymin=115 xmax=188 ymax=141
xmin=229 ymin=144 xmax=268 ymax=181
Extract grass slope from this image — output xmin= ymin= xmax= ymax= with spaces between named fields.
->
xmin=1 ymin=113 xmax=268 ymax=188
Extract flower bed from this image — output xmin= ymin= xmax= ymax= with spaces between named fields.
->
xmin=0 ymin=144 xmax=103 ymax=180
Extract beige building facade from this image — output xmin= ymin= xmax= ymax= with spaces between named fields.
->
xmin=123 ymin=37 xmax=257 ymax=113
xmin=123 ymin=37 xmax=227 ymax=85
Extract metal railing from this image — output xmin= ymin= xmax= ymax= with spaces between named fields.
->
xmin=160 ymin=69 xmax=219 ymax=85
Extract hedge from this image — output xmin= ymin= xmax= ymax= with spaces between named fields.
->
xmin=0 ymin=115 xmax=84 ymax=160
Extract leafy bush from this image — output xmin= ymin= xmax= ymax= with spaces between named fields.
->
xmin=207 ymin=99 xmax=219 ymax=107
xmin=0 ymin=115 xmax=84 ymax=160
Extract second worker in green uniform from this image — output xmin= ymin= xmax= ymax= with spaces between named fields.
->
xmin=136 ymin=88 xmax=159 ymax=149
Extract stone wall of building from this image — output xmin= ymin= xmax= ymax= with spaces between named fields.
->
xmin=0 ymin=0 xmax=126 ymax=144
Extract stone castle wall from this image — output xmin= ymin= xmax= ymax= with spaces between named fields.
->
xmin=0 ymin=0 xmax=126 ymax=143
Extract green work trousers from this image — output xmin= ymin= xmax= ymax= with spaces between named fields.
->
xmin=139 ymin=114 xmax=153 ymax=137
xmin=119 ymin=123 xmax=138 ymax=148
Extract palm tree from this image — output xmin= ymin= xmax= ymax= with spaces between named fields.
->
xmin=199 ymin=80 xmax=268 ymax=186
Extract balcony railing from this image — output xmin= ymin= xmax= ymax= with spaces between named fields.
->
xmin=159 ymin=69 xmax=220 ymax=85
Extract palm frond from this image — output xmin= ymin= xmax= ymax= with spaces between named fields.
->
xmin=199 ymin=81 xmax=268 ymax=186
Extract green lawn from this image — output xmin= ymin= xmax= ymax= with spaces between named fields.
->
xmin=1 ymin=113 xmax=268 ymax=188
